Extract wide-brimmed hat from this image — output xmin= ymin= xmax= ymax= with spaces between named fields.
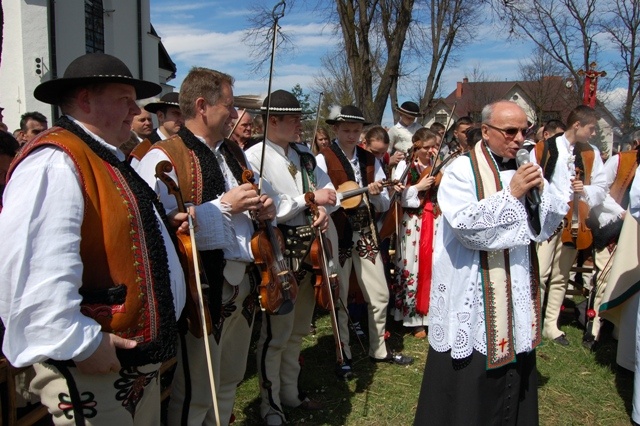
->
xmin=234 ymin=95 xmax=262 ymax=111
xmin=395 ymin=101 xmax=422 ymax=118
xmin=325 ymin=105 xmax=371 ymax=126
xmin=261 ymin=90 xmax=302 ymax=115
xmin=34 ymin=53 xmax=162 ymax=105
xmin=144 ymin=92 xmax=180 ymax=114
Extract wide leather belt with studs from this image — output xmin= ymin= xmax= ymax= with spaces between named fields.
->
xmin=347 ymin=206 xmax=372 ymax=232
xmin=278 ymin=224 xmax=314 ymax=259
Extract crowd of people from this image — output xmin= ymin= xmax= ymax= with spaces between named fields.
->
xmin=0 ymin=51 xmax=640 ymax=426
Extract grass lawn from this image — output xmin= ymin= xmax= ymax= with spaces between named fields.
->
xmin=231 ymin=305 xmax=634 ymax=425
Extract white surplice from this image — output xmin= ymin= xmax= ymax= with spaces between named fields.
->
xmin=427 ymin=153 xmax=571 ymax=360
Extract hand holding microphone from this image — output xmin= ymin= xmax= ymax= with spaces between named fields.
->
xmin=512 ymin=149 xmax=542 ymax=206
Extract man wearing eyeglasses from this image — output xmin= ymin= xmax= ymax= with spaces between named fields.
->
xmin=533 ymin=105 xmax=608 ymax=346
xmin=414 ymin=101 xmax=571 ymax=425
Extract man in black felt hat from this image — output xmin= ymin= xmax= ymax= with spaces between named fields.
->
xmin=388 ymin=101 xmax=424 ymax=157
xmin=245 ymin=89 xmax=337 ymax=425
xmin=144 ymin=92 xmax=183 ymax=143
xmin=317 ymin=105 xmax=414 ymax=381
xmin=0 ymin=53 xmax=189 ymax=424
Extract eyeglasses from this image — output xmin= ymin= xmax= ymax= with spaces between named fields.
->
xmin=484 ymin=123 xmax=528 ymax=138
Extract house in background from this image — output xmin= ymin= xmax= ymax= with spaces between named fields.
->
xmin=0 ymin=0 xmax=177 ymax=131
xmin=423 ymin=77 xmax=621 ymax=154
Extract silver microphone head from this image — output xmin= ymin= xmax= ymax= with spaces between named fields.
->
xmin=516 ymin=149 xmax=530 ymax=167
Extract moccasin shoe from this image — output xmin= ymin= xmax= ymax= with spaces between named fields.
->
xmin=552 ymin=334 xmax=570 ymax=346
xmin=299 ymin=397 xmax=323 ymax=410
xmin=335 ymin=362 xmax=354 ymax=380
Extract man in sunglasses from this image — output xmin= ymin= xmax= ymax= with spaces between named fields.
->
xmin=414 ymin=100 xmax=571 ymax=425
xmin=533 ymin=105 xmax=608 ymax=346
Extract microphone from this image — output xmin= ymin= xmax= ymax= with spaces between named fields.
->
xmin=515 ymin=148 xmax=541 ymax=206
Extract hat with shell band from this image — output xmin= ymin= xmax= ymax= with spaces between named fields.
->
xmin=144 ymin=92 xmax=180 ymax=114
xmin=261 ymin=90 xmax=302 ymax=115
xmin=325 ymin=105 xmax=371 ymax=126
xmin=395 ymin=101 xmax=422 ymax=118
xmin=34 ymin=53 xmax=162 ymax=105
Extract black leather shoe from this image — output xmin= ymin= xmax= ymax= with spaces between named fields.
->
xmin=370 ymin=353 xmax=414 ymax=365
xmin=552 ymin=334 xmax=570 ymax=346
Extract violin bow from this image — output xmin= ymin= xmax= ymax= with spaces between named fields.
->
xmin=434 ymin=102 xmax=457 ymax=162
xmin=311 ymin=92 xmax=324 ymax=154
xmin=257 ymin=0 xmax=286 ymax=195
xmin=155 ymin=161 xmax=221 ymax=426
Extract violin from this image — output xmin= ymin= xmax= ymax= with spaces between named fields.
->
xmin=379 ymin=148 xmax=461 ymax=240
xmin=417 ymin=147 xmax=462 ymax=205
xmin=336 ymin=179 xmax=397 ymax=210
xmin=155 ymin=161 xmax=212 ymax=338
xmin=243 ymin=169 xmax=298 ymax=315
xmin=561 ymin=167 xmax=592 ymax=250
xmin=305 ymin=192 xmax=343 ymax=365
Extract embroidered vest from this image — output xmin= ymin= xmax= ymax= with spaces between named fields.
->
xmin=9 ymin=127 xmax=177 ymax=366
xmin=151 ymin=131 xmax=246 ymax=328
xmin=321 ymin=144 xmax=376 ymax=248
xmin=534 ymin=134 xmax=594 ymax=185
xmin=610 ymin=150 xmax=639 ymax=209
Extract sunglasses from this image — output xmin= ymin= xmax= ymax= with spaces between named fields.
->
xmin=484 ymin=123 xmax=528 ymax=138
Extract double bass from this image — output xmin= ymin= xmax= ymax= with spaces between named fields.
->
xmin=244 ymin=169 xmax=298 ymax=315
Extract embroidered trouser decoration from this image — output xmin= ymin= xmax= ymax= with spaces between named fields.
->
xmin=356 ymin=232 xmax=379 ymax=264
xmin=114 ymin=367 xmax=159 ymax=417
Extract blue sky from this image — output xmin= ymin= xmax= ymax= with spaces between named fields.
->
xmin=150 ymin=0 xmax=626 ymax=126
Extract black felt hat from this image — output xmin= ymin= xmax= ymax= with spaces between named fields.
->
xmin=325 ymin=105 xmax=371 ymax=126
xmin=144 ymin=92 xmax=180 ymax=114
xmin=395 ymin=101 xmax=422 ymax=117
xmin=261 ymin=90 xmax=302 ymax=115
xmin=34 ymin=53 xmax=162 ymax=105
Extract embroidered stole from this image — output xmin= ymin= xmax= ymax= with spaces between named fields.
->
xmin=469 ymin=142 xmax=541 ymax=369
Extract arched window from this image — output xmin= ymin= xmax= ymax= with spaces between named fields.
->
xmin=85 ymin=0 xmax=104 ymax=53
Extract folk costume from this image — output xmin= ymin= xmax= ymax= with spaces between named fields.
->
xmin=415 ymin=140 xmax=570 ymax=425
xmin=245 ymin=90 xmax=339 ymax=424
xmin=0 ymin=54 xmax=185 ymax=425
xmin=317 ymin=106 xmax=411 ymax=370
xmin=136 ymin=125 xmax=270 ymax=425
xmin=387 ymin=102 xmax=423 ymax=155
xmin=144 ymin=92 xmax=181 ymax=145
xmin=585 ymin=150 xmax=639 ymax=342
xmin=391 ymin=159 xmax=438 ymax=329
xmin=533 ymin=134 xmax=607 ymax=342
xmin=618 ymin=168 xmax=640 ymax=424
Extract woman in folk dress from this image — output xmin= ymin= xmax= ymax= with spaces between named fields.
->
xmin=392 ymin=128 xmax=440 ymax=338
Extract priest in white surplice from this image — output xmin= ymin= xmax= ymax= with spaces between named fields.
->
xmin=414 ymin=101 xmax=572 ymax=426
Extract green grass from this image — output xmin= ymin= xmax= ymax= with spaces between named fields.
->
xmin=231 ymin=307 xmax=633 ymax=425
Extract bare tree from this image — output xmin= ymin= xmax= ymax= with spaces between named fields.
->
xmin=245 ymin=1 xmax=415 ymax=124
xmin=500 ymin=0 xmax=603 ymax=96
xmin=518 ymin=46 xmax=577 ymax=124
xmin=312 ymin=49 xmax=357 ymax=116
xmin=335 ymin=0 xmax=415 ymax=123
xmin=409 ymin=0 xmax=482 ymax=123
xmin=600 ymin=0 xmax=640 ymax=130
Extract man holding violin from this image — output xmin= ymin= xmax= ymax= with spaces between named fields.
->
xmin=136 ymin=67 xmax=277 ymax=425
xmin=245 ymin=89 xmax=337 ymax=426
xmin=317 ymin=105 xmax=414 ymax=380
xmin=533 ymin=105 xmax=607 ymax=346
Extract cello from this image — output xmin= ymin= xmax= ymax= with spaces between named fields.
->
xmin=305 ymin=192 xmax=343 ymax=365
xmin=243 ymin=169 xmax=299 ymax=315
